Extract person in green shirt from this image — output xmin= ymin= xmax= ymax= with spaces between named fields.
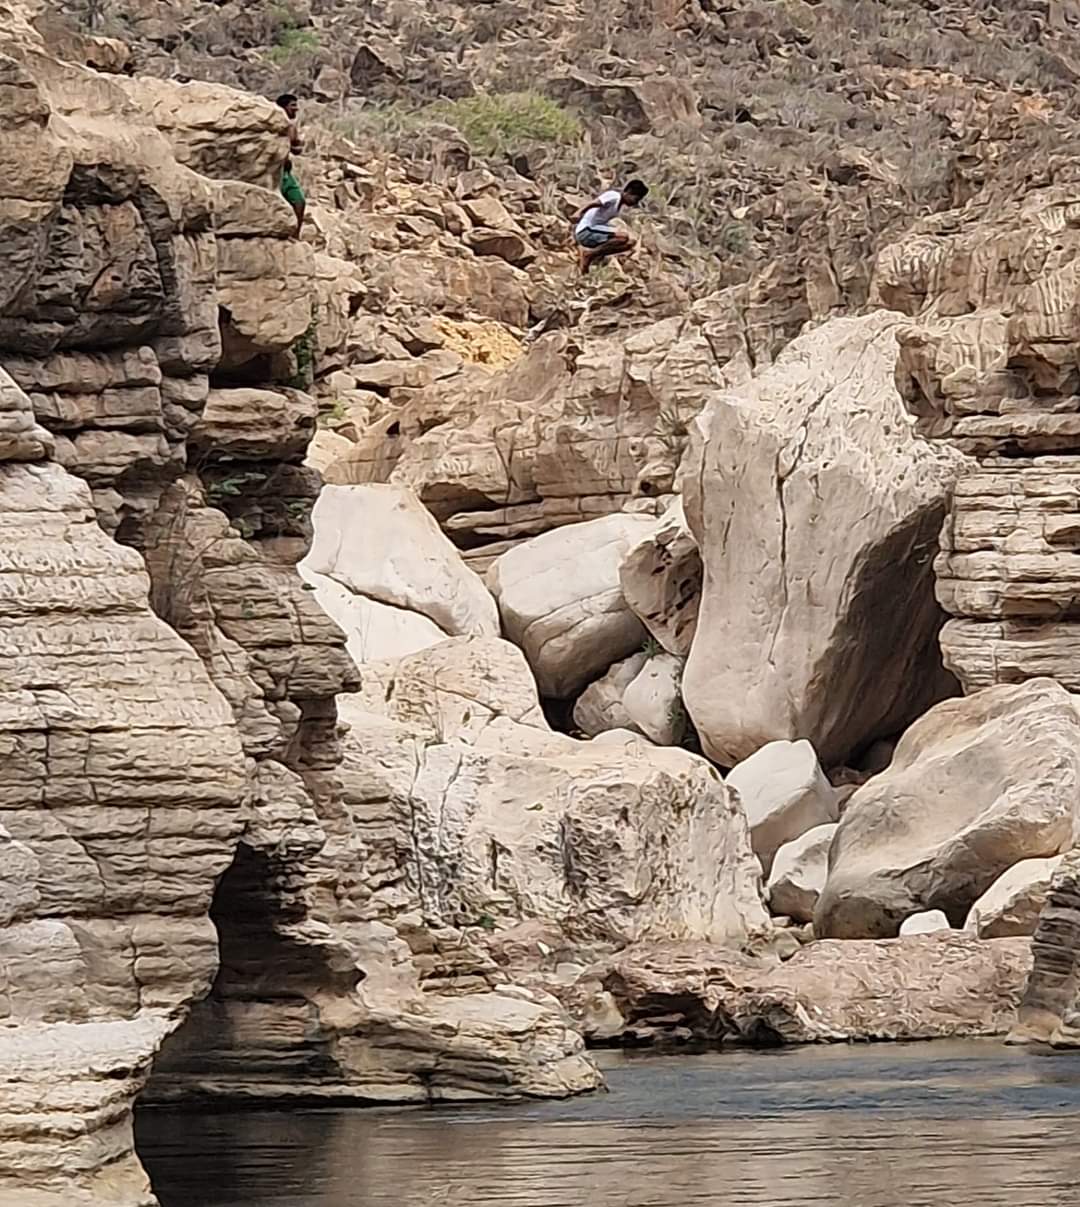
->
xmin=276 ymin=94 xmax=305 ymax=239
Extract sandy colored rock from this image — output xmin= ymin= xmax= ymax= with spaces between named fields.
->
xmin=682 ymin=312 xmax=964 ymax=767
xmin=487 ymin=513 xmax=655 ymax=698
xmin=619 ymin=497 xmax=701 ymax=657
xmin=766 ymin=823 xmax=837 ymax=924
xmin=572 ymin=652 xmax=646 ymax=737
xmin=622 ymin=652 xmax=684 ymax=745
xmin=583 ymin=934 xmax=1031 ymax=1045
xmin=966 ymin=855 xmax=1063 ymax=939
xmin=817 ymin=680 xmax=1080 ymax=939
xmin=726 ymin=740 xmax=840 ymax=877
xmin=302 ymin=484 xmax=498 ymax=638
xmin=342 ymin=637 xmax=769 ymax=953
xmin=115 ymin=75 xmax=287 ymax=187
xmin=298 ymin=568 xmax=446 ymax=666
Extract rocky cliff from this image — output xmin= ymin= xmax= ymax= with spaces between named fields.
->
xmin=0 ymin=10 xmax=601 ymax=1205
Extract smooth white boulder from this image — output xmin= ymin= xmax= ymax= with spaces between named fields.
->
xmin=817 ymin=679 xmax=1080 ymax=939
xmin=900 ymin=910 xmax=951 ymax=936
xmin=297 ymin=567 xmax=446 ymax=666
xmin=725 ymin=739 xmax=840 ymax=876
xmin=302 ymin=483 xmax=499 ymax=638
xmin=487 ymin=513 xmax=655 ymax=698
xmin=966 ymin=855 xmax=1063 ymax=939
xmin=766 ymin=823 xmax=837 ymax=924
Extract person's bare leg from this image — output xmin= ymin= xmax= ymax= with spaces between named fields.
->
xmin=588 ymin=234 xmax=633 ymax=270
xmin=293 ymin=200 xmax=306 ymax=240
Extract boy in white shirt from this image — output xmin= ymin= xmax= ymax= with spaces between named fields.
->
xmin=571 ymin=179 xmax=649 ymax=275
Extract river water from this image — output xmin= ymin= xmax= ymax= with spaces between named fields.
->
xmin=137 ymin=1041 xmax=1080 ymax=1207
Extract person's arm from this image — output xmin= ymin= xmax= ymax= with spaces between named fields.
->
xmin=571 ymin=198 xmax=605 ymax=227
xmin=289 ymin=121 xmax=304 ymax=154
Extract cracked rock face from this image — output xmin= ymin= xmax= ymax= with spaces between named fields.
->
xmin=341 ymin=636 xmax=770 ymax=960
xmin=681 ymin=312 xmax=964 ymax=768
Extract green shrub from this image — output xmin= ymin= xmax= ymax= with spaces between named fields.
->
xmin=428 ymin=92 xmax=582 ymax=156
xmin=268 ymin=26 xmax=320 ymax=65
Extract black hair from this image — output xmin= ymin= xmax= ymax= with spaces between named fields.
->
xmin=277 ymin=93 xmax=298 ymax=108
xmin=624 ymin=179 xmax=649 ymax=199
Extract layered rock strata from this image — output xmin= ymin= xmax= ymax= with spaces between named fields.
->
xmin=884 ymin=184 xmax=1080 ymax=1042
xmin=0 ymin=16 xmax=602 ymax=1204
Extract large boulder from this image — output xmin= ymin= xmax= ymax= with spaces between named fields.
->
xmin=487 ymin=513 xmax=656 ymax=698
xmin=301 ymin=483 xmax=499 ymax=641
xmin=681 ymin=312 xmax=964 ymax=767
xmin=726 ymin=740 xmax=839 ymax=876
xmin=816 ymin=679 xmax=1080 ymax=939
xmin=766 ymin=823 xmax=837 ymax=923
xmin=966 ymin=855 xmax=1063 ymax=939
xmin=341 ymin=636 xmax=770 ymax=953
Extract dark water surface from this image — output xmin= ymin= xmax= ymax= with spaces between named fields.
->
xmin=137 ymin=1041 xmax=1080 ymax=1206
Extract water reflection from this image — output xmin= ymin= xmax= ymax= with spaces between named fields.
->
xmin=138 ymin=1042 xmax=1080 ymax=1206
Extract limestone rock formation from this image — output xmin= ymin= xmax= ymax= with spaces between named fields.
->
xmin=726 ymin=740 xmax=840 ymax=877
xmin=966 ymin=856 xmax=1063 ymax=939
xmin=681 ymin=312 xmax=964 ymax=767
xmin=340 ymin=636 xmax=770 ymax=956
xmin=300 ymin=482 xmax=499 ymax=642
xmin=884 ymin=186 xmax=1080 ymax=694
xmin=1011 ymin=848 xmax=1080 ymax=1045
xmin=766 ymin=824 xmax=838 ymax=924
xmin=487 ymin=513 xmax=656 ymax=698
xmin=326 ymin=311 xmax=723 ymax=561
xmin=619 ymin=498 xmax=701 ymax=657
xmin=622 ymin=652 xmax=685 ymax=745
xmin=582 ymin=934 xmax=1031 ymax=1045
xmin=572 ymin=652 xmax=647 ymax=738
xmin=816 ymin=680 xmax=1080 ymax=939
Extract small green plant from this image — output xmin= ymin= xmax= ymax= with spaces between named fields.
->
xmin=427 ymin=92 xmax=582 ymax=157
xmin=285 ymin=499 xmax=312 ymax=522
xmin=719 ymin=220 xmax=750 ymax=254
xmin=641 ymin=635 xmax=664 ymax=659
xmin=233 ymin=516 xmax=257 ymax=540
xmin=286 ymin=312 xmax=319 ymax=389
xmin=206 ymin=472 xmax=266 ymax=505
xmin=268 ymin=25 xmax=320 ymax=65
xmin=317 ymin=399 xmax=349 ymax=428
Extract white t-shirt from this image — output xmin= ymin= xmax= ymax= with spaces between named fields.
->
xmin=576 ymin=189 xmax=622 ymax=235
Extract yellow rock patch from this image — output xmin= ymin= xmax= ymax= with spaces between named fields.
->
xmin=432 ymin=317 xmax=523 ymax=368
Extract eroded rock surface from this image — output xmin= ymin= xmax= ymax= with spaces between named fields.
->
xmin=817 ymin=680 xmax=1080 ymax=939
xmin=581 ymin=934 xmax=1031 ymax=1045
xmin=681 ymin=313 xmax=964 ymax=768
xmin=340 ymin=637 xmax=770 ymax=957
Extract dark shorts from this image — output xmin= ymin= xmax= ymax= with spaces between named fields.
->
xmin=281 ymin=170 xmax=305 ymax=207
xmin=575 ymin=226 xmax=617 ymax=249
